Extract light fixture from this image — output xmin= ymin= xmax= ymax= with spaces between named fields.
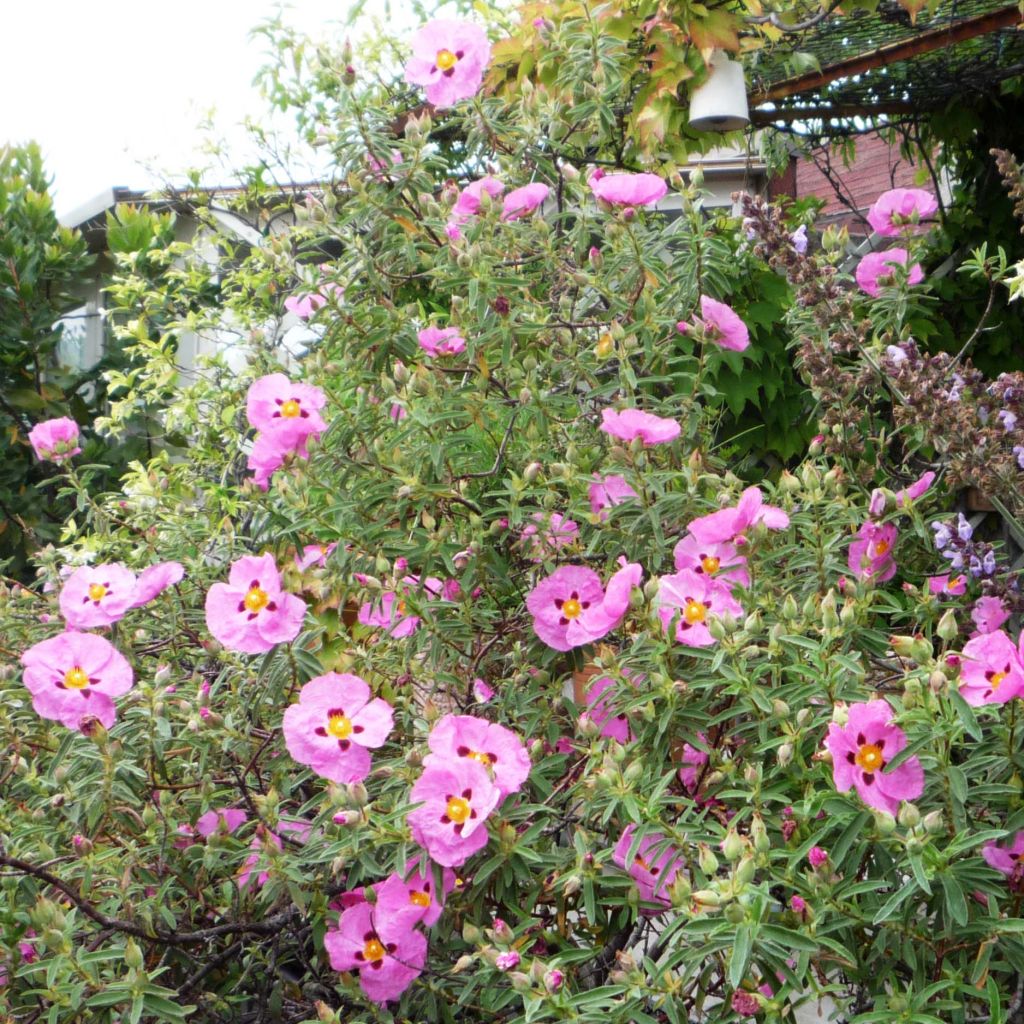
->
xmin=688 ymin=50 xmax=750 ymax=132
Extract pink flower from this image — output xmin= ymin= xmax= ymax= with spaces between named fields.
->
xmin=677 ymin=735 xmax=709 ymax=791
xmin=855 ymin=249 xmax=924 ymax=297
xmin=585 ymin=677 xmax=631 ymax=744
xmin=599 ymin=408 xmax=681 ymax=446
xmin=366 ymin=151 xmax=402 ymax=179
xmin=825 ymin=699 xmax=924 ymax=815
xmin=450 ymin=176 xmax=505 ymax=225
xmin=284 ymin=290 xmax=330 ymax=319
xmin=295 ymin=543 xmax=337 ymax=570
xmin=894 ymin=471 xmax=935 ymax=506
xmin=472 ymin=677 xmax=494 ymax=702
xmin=21 ymin=631 xmax=134 ymax=731
xmin=418 ymin=326 xmax=466 ymax=357
xmin=808 ymin=846 xmax=828 ymax=869
xmin=28 ymin=417 xmax=81 ymax=463
xmin=358 ymin=576 xmax=443 ymax=638
xmin=502 ymin=183 xmax=550 ymax=221
xmin=495 ymin=951 xmax=521 ymax=971
xmin=374 ymin=859 xmax=456 ymax=928
xmin=324 ymin=900 xmax=427 ymax=1003
xmin=408 ymin=758 xmax=501 ymax=866
xmin=389 ymin=403 xmax=408 ymax=421
xmin=790 ymin=894 xmax=807 ymax=913
xmin=283 ymin=672 xmax=394 ymax=783
xmin=404 ymin=19 xmax=491 ymax=108
xmin=677 ymin=296 xmax=750 ymax=352
xmin=658 ymin=570 xmax=743 ymax=648
xmin=673 ymin=535 xmax=749 ymax=587
xmin=246 ymin=432 xmax=292 ymax=491
xmin=204 ymin=553 xmax=307 ymax=654
xmin=519 ymin=512 xmax=579 ymax=562
xmin=612 ymin=825 xmax=684 ymax=912
xmin=866 ymin=188 xmax=938 ymax=237
xmin=59 ymin=561 xmax=184 ymax=629
xmin=972 ymin=596 xmax=1010 ymax=635
xmin=591 ymin=172 xmax=667 ymax=208
xmin=589 ymin=474 xmax=638 ymax=520
xmin=132 ymin=561 xmax=185 ymax=605
xmin=525 ymin=564 xmax=605 ymax=651
xmin=195 ymin=808 xmax=248 ymax=837
xmin=959 ymin=631 xmax=1024 ymax=706
xmin=847 ymin=521 xmax=898 ymax=582
xmin=545 ymin=969 xmax=564 ymax=991
xmin=982 ymin=832 xmax=1024 ymax=877
xmin=565 ymin=560 xmax=642 ymax=647
xmin=687 ymin=487 xmax=789 ymax=545
xmin=246 ymin=374 xmax=328 ymax=448
xmin=237 ymin=819 xmax=311 ymax=890
xmin=425 ymin=714 xmax=530 ymax=797
xmin=731 ymin=990 xmax=761 ymax=1016
xmin=928 ymin=574 xmax=966 ymax=597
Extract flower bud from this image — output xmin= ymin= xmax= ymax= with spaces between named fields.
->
xmin=937 ymin=609 xmax=958 ymax=642
xmin=524 ymin=462 xmax=542 ymax=483
xmin=698 ymin=842 xmax=719 ymax=875
xmin=544 ymin=968 xmax=564 ymax=991
xmin=796 ymin=707 xmax=811 ymax=727
xmin=873 ymin=810 xmax=897 ymax=835
xmin=692 ymin=888 xmax=721 ymax=907
xmin=779 ymin=470 xmax=800 ymax=494
xmin=898 ymin=802 xmax=921 ymax=829
xmin=462 ymin=922 xmax=482 ymax=944
xmin=821 ymin=590 xmax=839 ymax=629
xmin=923 ymin=810 xmax=944 ymax=833
xmin=722 ymin=830 xmax=744 ymax=861
xmin=452 ymin=954 xmax=476 ymax=974
xmin=735 ymin=854 xmax=757 ymax=884
xmin=125 ymin=938 xmax=144 ymax=970
xmin=782 ymin=594 xmax=799 ymax=620
xmin=772 ymin=698 xmax=790 ymax=718
xmin=724 ymin=900 xmax=746 ymax=924
xmin=345 ymin=782 xmax=368 ymax=807
xmin=707 ymin=616 xmax=727 ymax=640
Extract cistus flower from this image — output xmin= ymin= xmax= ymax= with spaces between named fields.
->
xmin=847 ymin=521 xmax=898 ymax=582
xmin=204 ymin=553 xmax=307 ymax=654
xmin=673 ymin=535 xmax=750 ymax=588
xmin=450 ymin=176 xmax=505 ymax=230
xmin=590 ymin=172 xmax=667 ymax=208
xmin=195 ymin=808 xmax=248 ymax=837
xmin=408 ymin=758 xmax=501 ymax=866
xmin=404 ymin=20 xmax=490 ymax=108
xmin=731 ymin=990 xmax=761 ymax=1016
xmin=808 ymin=846 xmax=828 ymax=869
xmin=519 ymin=512 xmax=578 ymax=561
xmin=324 ymin=899 xmax=427 ymax=1003
xmin=981 ymin=832 xmax=1024 ymax=878
xmin=687 ymin=487 xmax=789 ymax=544
xmin=502 ymin=183 xmax=550 ymax=221
xmin=866 ymin=188 xmax=938 ymax=236
xmin=588 ymin=474 xmax=638 ymax=520
xmin=676 ymin=736 xmax=709 ymax=791
xmin=374 ymin=859 xmax=456 ymax=928
xmin=358 ymin=576 xmax=444 ymax=637
xmin=28 ymin=417 xmax=81 ymax=463
xmin=283 ymin=281 xmax=343 ymax=319
xmin=418 ymin=326 xmax=466 ymax=357
xmin=236 ymin=819 xmax=311 ymax=890
xmin=928 ymin=574 xmax=967 ymax=597
xmin=295 ymin=543 xmax=337 ymax=570
xmin=525 ymin=564 xmax=604 ymax=651
xmin=585 ymin=676 xmax=632 ymax=743
xmin=825 ymin=699 xmax=924 ymax=815
xmin=855 ymin=248 xmax=924 ymax=297
xmin=612 ymin=825 xmax=685 ymax=912
xmin=676 ymin=295 xmax=750 ymax=352
xmin=59 ymin=561 xmax=184 ymax=629
xmin=424 ymin=713 xmax=531 ymax=797
xmin=21 ymin=631 xmax=134 ymax=731
xmin=495 ymin=950 xmax=521 ymax=971
xmin=599 ymin=407 xmax=681 ymax=446
xmin=958 ymin=631 xmax=1024 ymax=705
xmin=894 ymin=471 xmax=935 ymax=506
xmin=657 ymin=569 xmax=743 ymax=648
xmin=246 ymin=373 xmax=328 ymax=448
xmin=283 ymin=672 xmax=394 ymax=782
xmin=972 ymin=596 xmax=1011 ymax=635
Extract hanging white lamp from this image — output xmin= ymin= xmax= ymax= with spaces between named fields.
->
xmin=688 ymin=50 xmax=750 ymax=132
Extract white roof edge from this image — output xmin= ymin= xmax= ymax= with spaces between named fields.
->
xmin=58 ymin=188 xmax=119 ymax=228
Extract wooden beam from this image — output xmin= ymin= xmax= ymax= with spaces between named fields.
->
xmin=751 ymin=100 xmax=916 ymax=122
xmin=751 ymin=4 xmax=1022 ymax=103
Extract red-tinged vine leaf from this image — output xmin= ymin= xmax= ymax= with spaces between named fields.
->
xmin=633 ymin=94 xmax=676 ymax=147
xmin=688 ymin=10 xmax=741 ymax=56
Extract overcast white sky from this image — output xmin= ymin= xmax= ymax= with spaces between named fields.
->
xmin=2 ymin=0 xmax=419 ymax=219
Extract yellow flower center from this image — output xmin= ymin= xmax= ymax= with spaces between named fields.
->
xmin=280 ymin=399 xmax=301 ymax=418
xmin=435 ymin=48 xmax=459 ymax=71
xmin=396 ymin=599 xmax=407 ymax=616
xmin=244 ymin=586 xmax=269 ymax=613
xmin=873 ymin=540 xmax=890 ymax=557
xmin=64 ymin=666 xmax=89 ymax=689
xmin=446 ymin=796 xmax=471 ymax=824
xmin=466 ymin=749 xmax=493 ymax=766
xmin=87 ymin=582 xmax=107 ymax=601
xmin=327 ymin=713 xmax=353 ymax=739
xmin=855 ymin=742 xmax=884 ymax=773
xmin=700 ymin=556 xmax=721 ymax=575
xmin=409 ymin=889 xmax=431 ymax=908
xmin=562 ymin=598 xmax=582 ymax=619
xmin=362 ymin=938 xmax=386 ymax=962
xmin=948 ymin=576 xmax=964 ymax=591
xmin=684 ymin=599 xmax=707 ymax=624
xmin=991 ymin=671 xmax=1008 ymax=690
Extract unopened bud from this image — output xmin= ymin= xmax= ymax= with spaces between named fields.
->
xmin=923 ymin=810 xmax=944 ymax=833
xmin=125 ymin=938 xmax=144 ymax=970
xmin=898 ymin=802 xmax=921 ymax=829
xmin=698 ymin=842 xmax=719 ymax=875
xmin=937 ymin=609 xmax=958 ymax=642
xmin=524 ymin=462 xmax=542 ymax=483
xmin=722 ymin=830 xmax=744 ymax=861
xmin=777 ymin=742 xmax=794 ymax=768
xmin=873 ymin=810 xmax=897 ymax=835
xmin=782 ymin=594 xmax=799 ymax=620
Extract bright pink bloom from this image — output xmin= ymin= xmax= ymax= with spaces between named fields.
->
xmin=894 ymin=471 xmax=935 ymax=506
xmin=673 ymin=535 xmax=749 ymax=587
xmin=790 ymin=894 xmax=807 ymax=913
xmin=825 ymin=699 xmax=924 ymax=815
xmin=283 ymin=672 xmax=393 ymax=782
xmin=375 ymin=859 xmax=456 ymax=928
xmin=677 ymin=735 xmax=709 ymax=791
xmin=132 ymin=561 xmax=184 ymax=605
xmin=519 ymin=512 xmax=578 ymax=562
xmin=237 ymin=819 xmax=310 ymax=890
xmin=847 ymin=521 xmax=898 ymax=582
xmin=599 ymin=408 xmax=681 ymax=446
xmin=28 ymin=417 xmax=81 ymax=463
xmin=246 ymin=373 xmax=328 ymax=448
xmin=928 ymin=574 xmax=966 ymax=596
xmin=472 ymin=677 xmax=494 ymax=702
xmin=450 ymin=176 xmax=505 ymax=225
xmin=502 ymin=183 xmax=549 ymax=221
xmin=418 ymin=326 xmax=466 ymax=357
xmin=58 ymin=564 xmax=139 ymax=629
xmin=564 ymin=559 xmax=642 ymax=647
xmin=591 ymin=173 xmax=667 ymax=208
xmin=959 ymin=631 xmax=1024 ymax=706
xmin=404 ymin=19 xmax=491 ymax=108
xmin=585 ymin=676 xmax=632 ymax=743
xmin=589 ymin=474 xmax=637 ymax=520
xmin=972 ymin=596 xmax=1010 ymax=635
xmin=658 ymin=570 xmax=743 ymax=648
xmin=677 ymin=295 xmax=750 ymax=352
xmin=205 ymin=553 xmax=307 ymax=654
xmin=246 ymin=432 xmax=292 ymax=491
xmin=367 ymin=150 xmax=403 ymax=179
xmin=687 ymin=487 xmax=789 ymax=544
xmin=358 ymin=576 xmax=443 ymax=638
xmin=408 ymin=758 xmax=501 ymax=867
xmin=613 ymin=825 xmax=684 ymax=912
xmin=21 ymin=631 xmax=133 ymax=731
xmin=196 ymin=808 xmax=248 ymax=837
xmin=425 ymin=714 xmax=530 ymax=797
xmin=982 ymin=832 xmax=1024 ymax=877
xmin=284 ymin=290 xmax=331 ymax=319
xmin=855 ymin=248 xmax=924 ymax=297
xmin=295 ymin=543 xmax=337 ymax=570
xmin=808 ymin=846 xmax=828 ymax=869
xmin=325 ymin=899 xmax=427 ymax=1003
xmin=731 ymin=991 xmax=761 ymax=1016
xmin=866 ymin=188 xmax=938 ymax=237
xmin=389 ymin=403 xmax=407 ymax=421
xmin=525 ymin=564 xmax=605 ymax=651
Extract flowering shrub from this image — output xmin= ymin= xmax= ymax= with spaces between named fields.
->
xmin=3 ymin=10 xmax=1024 ymax=1024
